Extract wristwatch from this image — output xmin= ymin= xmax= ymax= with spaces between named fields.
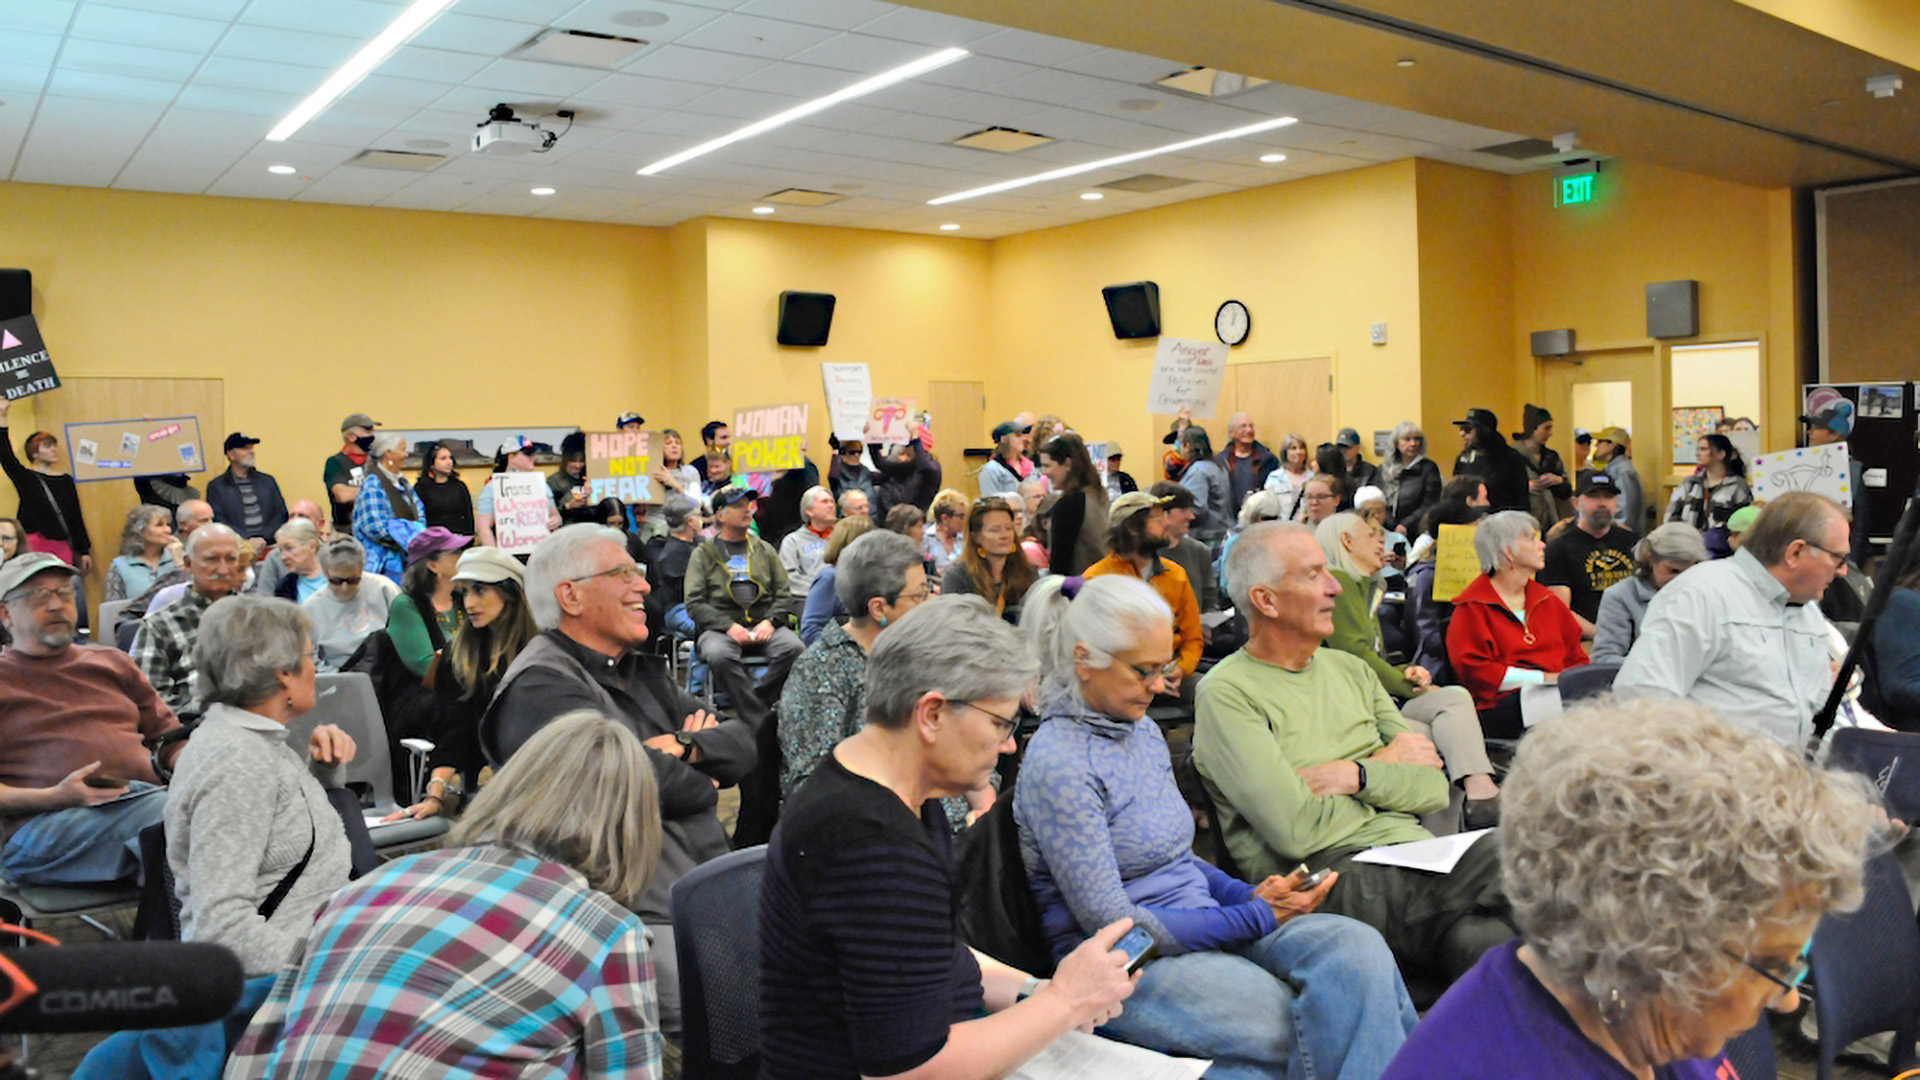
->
xmin=1354 ymin=761 xmax=1368 ymax=794
xmin=674 ymin=731 xmax=698 ymax=759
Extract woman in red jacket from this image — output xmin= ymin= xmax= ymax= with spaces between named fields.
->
xmin=1447 ymin=510 xmax=1587 ymax=738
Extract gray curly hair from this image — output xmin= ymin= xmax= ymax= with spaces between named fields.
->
xmin=1501 ymin=696 xmax=1874 ymax=1014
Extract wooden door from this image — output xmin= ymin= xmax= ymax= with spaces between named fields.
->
xmin=1538 ymin=347 xmax=1663 ymax=530
xmin=28 ymin=378 xmax=224 ymax=632
xmin=1231 ymin=357 xmax=1334 ymax=450
xmin=927 ymin=379 xmax=985 ymax=500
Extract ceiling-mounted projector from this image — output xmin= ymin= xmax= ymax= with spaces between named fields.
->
xmin=471 ymin=104 xmax=565 ymax=155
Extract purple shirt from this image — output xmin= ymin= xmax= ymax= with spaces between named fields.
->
xmin=1382 ymin=942 xmax=1739 ymax=1080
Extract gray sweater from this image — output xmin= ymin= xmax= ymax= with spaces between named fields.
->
xmin=165 ymin=703 xmax=351 ymax=975
xmin=1590 ymin=575 xmax=1656 ymax=665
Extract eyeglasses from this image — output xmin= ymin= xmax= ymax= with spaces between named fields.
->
xmin=569 ymin=563 xmax=646 ymax=585
xmin=326 ymin=575 xmax=362 ymax=587
xmin=4 ymin=584 xmax=77 ymax=609
xmin=1727 ymin=938 xmax=1813 ymax=1003
xmin=952 ymin=700 xmax=1019 ymax=739
xmin=891 ymin=586 xmax=931 ymax=605
xmin=1126 ymin=660 xmax=1183 ymax=686
xmin=1800 ymin=539 xmax=1849 ymax=566
xmin=1303 ymin=492 xmax=1337 ymax=502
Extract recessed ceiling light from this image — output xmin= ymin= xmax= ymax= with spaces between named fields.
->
xmin=1080 ymin=192 xmax=1104 ymax=201
xmin=1396 ymin=58 xmax=1416 ymax=68
xmin=609 ymin=9 xmax=670 ymax=27
xmin=268 ymin=165 xmax=297 ymax=174
xmin=1260 ymin=153 xmax=1287 ymax=163
xmin=267 ymin=0 xmax=458 ymax=141
xmin=531 ymin=186 xmax=556 ymax=195
xmin=928 ymin=116 xmax=1297 ymax=205
xmin=939 ymin=223 xmax=960 ymax=230
xmin=752 ymin=206 xmax=775 ymax=214
xmin=639 ymin=47 xmax=968 ymax=175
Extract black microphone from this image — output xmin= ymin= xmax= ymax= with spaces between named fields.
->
xmin=0 ymin=941 xmax=243 ymax=1033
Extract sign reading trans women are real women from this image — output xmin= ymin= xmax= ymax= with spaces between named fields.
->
xmin=0 ymin=314 xmax=59 ymax=402
xmin=732 ymin=403 xmax=809 ymax=473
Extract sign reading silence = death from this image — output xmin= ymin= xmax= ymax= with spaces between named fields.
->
xmin=0 ymin=314 xmax=59 ymax=402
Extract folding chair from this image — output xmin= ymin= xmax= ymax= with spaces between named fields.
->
xmin=286 ymin=672 xmax=449 ymax=856
xmin=671 ymin=846 xmax=768 ymax=1080
xmin=1808 ymin=850 xmax=1920 ymax=1080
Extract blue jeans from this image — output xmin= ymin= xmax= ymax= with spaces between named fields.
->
xmin=1100 ymin=914 xmax=1416 ymax=1080
xmin=2 ymin=782 xmax=167 ymax=885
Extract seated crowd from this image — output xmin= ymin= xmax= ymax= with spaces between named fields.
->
xmin=0 ymin=394 xmax=1899 ymax=1080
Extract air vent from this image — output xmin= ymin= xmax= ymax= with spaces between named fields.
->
xmin=1153 ymin=66 xmax=1270 ymax=100
xmin=346 ymin=149 xmax=446 ymax=171
xmin=761 ymin=188 xmax=845 ymax=207
xmin=1097 ymin=174 xmax=1196 ymax=194
xmin=508 ymin=28 xmax=649 ymax=69
xmin=1473 ymin=138 xmax=1562 ymax=160
xmin=951 ymin=126 xmax=1054 ymax=153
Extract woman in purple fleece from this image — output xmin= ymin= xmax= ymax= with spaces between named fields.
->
xmin=1383 ymin=697 xmax=1875 ymax=1080
xmin=1014 ymin=574 xmax=1416 ymax=1080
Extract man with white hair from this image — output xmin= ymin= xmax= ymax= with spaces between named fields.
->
xmin=0 ymin=553 xmax=182 ymax=885
xmin=779 ymin=485 xmax=836 ymax=597
xmin=1215 ymin=411 xmax=1280 ymax=518
xmin=484 ymin=523 xmax=757 ymax=1036
xmin=131 ymin=522 xmax=245 ymax=712
xmin=1196 ymin=521 xmax=1513 ymax=981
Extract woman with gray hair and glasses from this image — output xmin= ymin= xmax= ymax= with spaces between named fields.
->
xmin=1446 ymin=510 xmax=1587 ymax=738
xmin=350 ymin=431 xmax=425 ymax=579
xmin=760 ymin=595 xmax=1139 ymax=1080
xmin=1381 ymin=696 xmax=1874 ymax=1079
xmin=303 ymin=536 xmax=399 ymax=670
xmin=165 ymin=595 xmax=358 ymax=975
xmin=1590 ymin=522 xmax=1710 ymax=666
xmin=1015 ymin=574 xmax=1415 ymax=1079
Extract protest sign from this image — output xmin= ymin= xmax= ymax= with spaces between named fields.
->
xmin=1432 ymin=523 xmax=1482 ymax=601
xmin=584 ymin=430 xmax=655 ymax=504
xmin=1751 ymin=442 xmax=1853 ymax=509
xmin=732 ymin=402 xmax=809 ymax=473
xmin=492 ymin=472 xmax=552 ymax=554
xmin=865 ymin=396 xmax=916 ymax=445
xmin=0 ymin=314 xmax=58 ymax=402
xmin=65 ymin=416 xmax=205 ymax=482
xmin=821 ymin=363 xmax=871 ymax=443
xmin=1145 ymin=337 xmax=1227 ymax=418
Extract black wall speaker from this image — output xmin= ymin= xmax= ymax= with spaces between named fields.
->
xmin=1646 ymin=280 xmax=1699 ymax=339
xmin=776 ymin=290 xmax=836 ymax=347
xmin=1530 ymin=328 xmax=1575 ymax=356
xmin=0 ymin=270 xmax=29 ymax=321
xmin=1101 ymin=281 xmax=1161 ymax=339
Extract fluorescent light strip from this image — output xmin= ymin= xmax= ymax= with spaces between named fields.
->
xmin=638 ymin=47 xmax=969 ymax=176
xmin=928 ymin=117 xmax=1298 ymax=205
xmin=266 ymin=0 xmax=459 ymax=142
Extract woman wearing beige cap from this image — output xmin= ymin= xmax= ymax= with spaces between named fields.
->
xmin=388 ymin=546 xmax=538 ymax=820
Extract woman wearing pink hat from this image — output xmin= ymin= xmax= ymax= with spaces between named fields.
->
xmin=386 ymin=526 xmax=473 ymax=678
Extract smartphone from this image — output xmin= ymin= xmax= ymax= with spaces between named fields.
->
xmin=84 ymin=773 xmax=126 ymax=789
xmin=1292 ymin=863 xmax=1332 ymax=890
xmin=1115 ymin=925 xmax=1158 ymax=974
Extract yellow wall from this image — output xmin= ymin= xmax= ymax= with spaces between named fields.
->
xmin=985 ymin=160 xmax=1424 ymax=473
xmin=1414 ymin=159 xmax=1518 ymax=440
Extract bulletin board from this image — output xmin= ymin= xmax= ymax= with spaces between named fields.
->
xmin=1669 ymin=406 xmax=1723 ymax=465
xmin=63 ymin=415 xmax=206 ymax=483
xmin=1801 ymin=382 xmax=1918 ymax=544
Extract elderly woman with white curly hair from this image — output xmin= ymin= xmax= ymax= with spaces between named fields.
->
xmin=350 ymin=431 xmax=425 ymax=579
xmin=1381 ymin=696 xmax=1875 ymax=1079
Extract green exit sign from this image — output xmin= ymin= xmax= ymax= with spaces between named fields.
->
xmin=1557 ymin=172 xmax=1596 ymax=206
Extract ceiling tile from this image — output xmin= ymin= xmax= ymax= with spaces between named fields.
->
xmin=46 ymin=68 xmax=186 ymax=106
xmin=559 ymin=0 xmax=725 ymax=44
xmin=680 ymin=84 xmax=802 ymax=120
xmin=340 ymin=72 xmax=454 ymax=110
xmin=0 ymin=32 xmax=62 ymax=68
xmin=0 ymin=3 xmax=76 ymax=36
xmin=851 ymin=6 xmax=1000 ymax=47
xmin=736 ymin=0 xmax=894 ymax=31
xmin=917 ymin=91 xmax=1043 ymax=126
xmin=918 ymin=54 xmax=1033 ymax=93
xmin=0 ymin=61 xmax=52 ymax=96
xmin=172 ymin=83 xmax=301 ymax=117
xmin=96 ymin=0 xmax=247 ymax=19
xmin=59 ymin=40 xmax=207 ymax=82
xmin=10 ymin=96 xmax=163 ymax=185
xmin=964 ymin=28 xmax=1100 ymax=67
xmin=623 ymin=44 xmax=771 ymax=85
xmin=730 ymin=59 xmax=868 ymax=98
xmin=785 ymin=30 xmax=931 ymax=75
xmin=466 ymin=57 xmax=612 ymax=97
xmin=675 ymin=13 xmax=840 ymax=61
xmin=1054 ymin=48 xmax=1184 ymax=85
xmin=215 ymin=25 xmax=364 ymax=68
xmin=994 ymin=68 xmax=1131 ymax=107
xmin=771 ymin=100 xmax=895 ymax=133
xmin=379 ymin=45 xmax=495 ymax=83
xmin=573 ymin=71 xmax=715 ymax=110
xmin=455 ymin=0 xmax=580 ymax=22
xmin=239 ymin=0 xmax=409 ymax=38
xmin=70 ymin=4 xmax=227 ymax=51
xmin=407 ymin=13 xmax=549 ymax=56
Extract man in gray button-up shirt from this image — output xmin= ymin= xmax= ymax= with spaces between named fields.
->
xmin=1616 ymin=492 xmax=1849 ymax=749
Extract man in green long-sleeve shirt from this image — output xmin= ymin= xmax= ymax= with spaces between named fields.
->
xmin=1196 ymin=522 xmax=1514 ymax=981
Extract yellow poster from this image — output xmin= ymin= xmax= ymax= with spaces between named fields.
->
xmin=1433 ymin=522 xmax=1482 ymax=601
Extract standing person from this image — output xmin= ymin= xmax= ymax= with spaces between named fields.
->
xmin=1151 ymin=482 xmax=1219 ymax=614
xmin=758 ymin=595 xmax=1138 ymax=1080
xmin=941 ymin=497 xmax=1039 ymax=623
xmin=1179 ymin=427 xmax=1230 ymax=552
xmin=548 ymin=432 xmax=594 ymax=526
xmin=760 ymin=454 xmax=821 ymax=550
xmin=923 ymin=489 xmax=967 ymax=577
xmin=977 ymin=422 xmax=1028 ymax=499
xmin=475 ymin=437 xmax=561 ymax=549
xmin=324 ymin=413 xmax=378 ymax=532
xmin=1336 ymin=428 xmax=1380 ymax=491
xmin=871 ymin=437 xmax=941 ymax=519
xmin=828 ymin=438 xmax=879 ymax=507
xmin=413 ymin=440 xmax=474 ymax=536
xmin=133 ymin=473 xmax=198 ymax=515
xmin=649 ymin=428 xmax=703 ymax=503
xmin=1539 ymin=474 xmax=1638 ymax=635
xmin=1104 ymin=443 xmax=1137 ymax=501
xmin=1512 ymin=405 xmax=1570 ymax=533
xmin=1665 ymin=434 xmax=1751 ymax=554
xmin=1450 ymin=409 xmax=1530 ymax=513
xmin=105 ymin=504 xmax=179 ymax=602
xmin=685 ymin=487 xmax=803 ymax=718
xmin=206 ymin=432 xmax=289 ymax=552
xmin=1590 ymin=427 xmax=1644 ymax=534
xmin=778 ymin=486 xmax=837 ymax=598
xmin=1447 ymin=511 xmax=1588 ymax=738
xmin=1040 ymin=433 xmax=1110 ymax=576
xmin=0 ymin=398 xmax=94 ymax=581
xmin=1590 ymin=523 xmax=1709 ymax=665
xmin=1262 ymin=433 xmax=1314 ymax=519
xmin=1570 ymin=429 xmax=1592 ymax=482
xmin=351 ymin=432 xmax=425 ymax=579
xmin=1217 ymin=412 xmax=1280 ymax=518
xmin=1379 ymin=422 xmax=1442 ymax=537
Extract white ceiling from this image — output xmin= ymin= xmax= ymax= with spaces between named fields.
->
xmin=0 ymin=0 xmax=1538 ymax=237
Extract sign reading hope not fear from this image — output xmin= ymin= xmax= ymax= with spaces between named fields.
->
xmin=585 ymin=430 xmax=655 ymax=504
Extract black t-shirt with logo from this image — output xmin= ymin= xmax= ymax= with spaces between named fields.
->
xmin=1541 ymin=525 xmax=1637 ymax=623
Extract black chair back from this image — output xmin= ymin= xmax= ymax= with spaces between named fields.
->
xmin=1556 ymin=662 xmax=1621 ymax=702
xmin=1827 ymin=727 xmax=1920 ymax=825
xmin=953 ymin=789 xmax=1055 ymax=977
xmin=1809 ymin=850 xmax=1920 ymax=1079
xmin=671 ymin=846 xmax=768 ymax=1080
xmin=132 ymin=821 xmax=182 ymax=941
xmin=1721 ymin=1018 xmax=1777 ymax=1080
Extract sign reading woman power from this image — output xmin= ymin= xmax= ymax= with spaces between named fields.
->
xmin=732 ymin=403 xmax=809 ymax=473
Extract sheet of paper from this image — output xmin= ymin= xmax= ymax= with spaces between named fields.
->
xmin=1007 ymin=1030 xmax=1208 ymax=1080
xmin=1349 ymin=828 xmax=1494 ymax=874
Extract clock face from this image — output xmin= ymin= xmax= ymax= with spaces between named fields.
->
xmin=1215 ymin=300 xmax=1250 ymax=346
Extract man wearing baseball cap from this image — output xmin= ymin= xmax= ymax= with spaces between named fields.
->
xmin=1589 ymin=427 xmax=1644 ymax=533
xmin=978 ymin=420 xmax=1032 ymax=498
xmin=1540 ymin=472 xmax=1638 ymax=634
xmin=1083 ymin=491 xmax=1202 ymax=696
xmin=325 ymin=413 xmax=380 ymax=531
xmin=206 ymin=432 xmax=289 ymax=550
xmin=1336 ymin=427 xmax=1380 ymax=491
xmin=0 ymin=552 xmax=182 ymax=885
xmin=1450 ymin=408 xmax=1531 ymax=513
xmin=685 ymin=486 xmax=802 ymax=719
